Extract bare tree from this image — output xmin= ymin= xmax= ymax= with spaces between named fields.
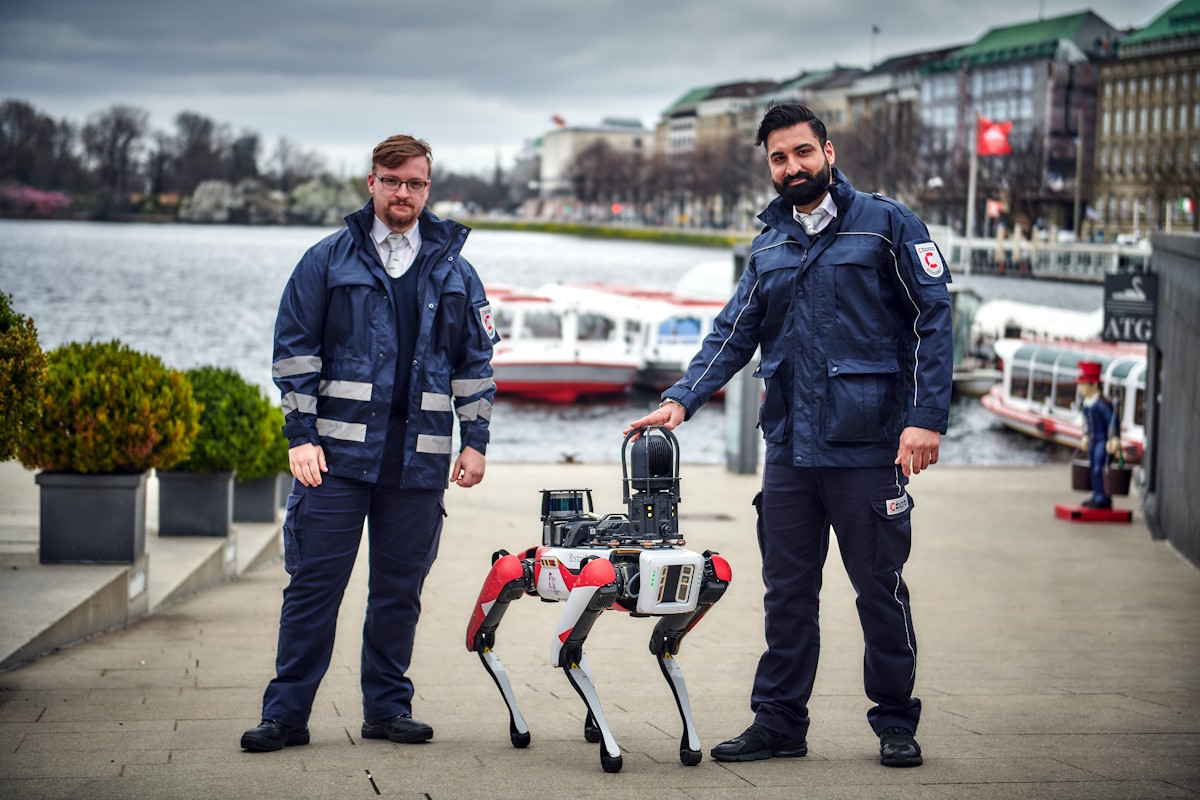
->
xmin=834 ymin=107 xmax=929 ymax=204
xmin=81 ymin=105 xmax=148 ymax=218
xmin=267 ymin=136 xmax=325 ymax=193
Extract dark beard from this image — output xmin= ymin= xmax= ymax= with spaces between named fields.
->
xmin=774 ymin=158 xmax=831 ymax=209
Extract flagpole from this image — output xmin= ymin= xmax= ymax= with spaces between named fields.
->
xmin=965 ymin=113 xmax=978 ymax=280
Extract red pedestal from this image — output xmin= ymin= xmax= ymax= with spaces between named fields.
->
xmin=1054 ymin=504 xmax=1133 ymax=523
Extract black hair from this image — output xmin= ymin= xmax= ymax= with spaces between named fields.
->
xmin=754 ymin=103 xmax=828 ymax=149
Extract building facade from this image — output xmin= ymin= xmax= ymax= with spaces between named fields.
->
xmin=915 ymin=11 xmax=1120 ymax=236
xmin=1093 ymin=0 xmax=1200 ymax=240
xmin=538 ymin=118 xmax=650 ymax=200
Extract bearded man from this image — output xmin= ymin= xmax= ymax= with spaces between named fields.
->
xmin=626 ymin=103 xmax=952 ymax=768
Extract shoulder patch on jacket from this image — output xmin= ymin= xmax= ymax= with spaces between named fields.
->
xmin=904 ymin=240 xmax=952 ymax=285
xmin=478 ymin=302 xmax=500 ymax=344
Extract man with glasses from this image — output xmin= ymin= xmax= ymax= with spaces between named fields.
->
xmin=242 ymin=134 xmax=499 ymax=752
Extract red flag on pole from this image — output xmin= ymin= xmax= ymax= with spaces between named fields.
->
xmin=977 ymin=116 xmax=1012 ymax=156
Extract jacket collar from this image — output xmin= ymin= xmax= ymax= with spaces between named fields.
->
xmin=346 ymin=201 xmax=468 ymax=261
xmin=758 ymin=167 xmax=856 ymax=240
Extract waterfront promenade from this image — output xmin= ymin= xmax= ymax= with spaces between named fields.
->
xmin=1 ymin=461 xmax=1198 ymax=799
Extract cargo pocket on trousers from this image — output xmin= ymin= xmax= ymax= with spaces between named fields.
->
xmin=869 ymin=491 xmax=914 ymax=574
xmin=282 ymin=489 xmax=304 ymax=574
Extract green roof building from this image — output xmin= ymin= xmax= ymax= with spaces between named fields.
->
xmin=916 ymin=11 xmax=1121 ymax=236
xmin=1094 ymin=0 xmax=1200 ymax=238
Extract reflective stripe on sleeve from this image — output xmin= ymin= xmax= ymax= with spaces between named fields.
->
xmin=316 ymin=418 xmax=367 ymax=442
xmin=319 ymin=379 xmax=373 ymax=401
xmin=421 ymin=392 xmax=453 ymax=412
xmin=281 ymin=391 xmax=318 ymax=416
xmin=451 ymin=377 xmax=495 ymax=396
xmin=456 ymin=398 xmax=492 ymax=422
xmin=416 ymin=434 xmax=452 ymax=454
xmin=273 ymin=355 xmax=322 ymax=378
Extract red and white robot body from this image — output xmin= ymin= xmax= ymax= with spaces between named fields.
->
xmin=464 ymin=427 xmax=732 ymax=773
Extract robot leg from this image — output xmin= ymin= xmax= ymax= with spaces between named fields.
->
xmin=551 ymin=558 xmax=622 ymax=773
xmin=647 ymin=551 xmax=732 ymax=766
xmin=466 ymin=551 xmax=533 ymax=748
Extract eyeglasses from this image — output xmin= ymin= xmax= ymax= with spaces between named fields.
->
xmin=374 ymin=174 xmax=430 ymax=193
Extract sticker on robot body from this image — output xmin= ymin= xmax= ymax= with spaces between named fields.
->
xmin=914 ymin=242 xmax=944 ymax=279
xmin=885 ymin=494 xmax=910 ymax=515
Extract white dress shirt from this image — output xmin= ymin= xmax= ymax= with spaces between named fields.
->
xmin=371 ymin=216 xmax=422 ymax=278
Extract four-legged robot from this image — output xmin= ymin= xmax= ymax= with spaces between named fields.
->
xmin=465 ymin=427 xmax=732 ymax=773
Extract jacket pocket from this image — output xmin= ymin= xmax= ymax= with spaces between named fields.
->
xmin=753 ymin=356 xmax=789 ymax=443
xmin=824 ymin=357 xmax=900 ymax=443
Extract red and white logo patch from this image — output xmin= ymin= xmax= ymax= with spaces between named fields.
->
xmin=885 ymin=494 xmax=910 ymax=515
xmin=479 ymin=303 xmax=496 ymax=339
xmin=914 ymin=242 xmax=944 ymax=278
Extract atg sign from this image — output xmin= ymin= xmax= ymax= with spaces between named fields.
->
xmin=1103 ymin=273 xmax=1158 ymax=344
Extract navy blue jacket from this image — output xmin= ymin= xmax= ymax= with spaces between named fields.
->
xmin=273 ymin=202 xmax=499 ymax=487
xmin=663 ymin=170 xmax=953 ymax=468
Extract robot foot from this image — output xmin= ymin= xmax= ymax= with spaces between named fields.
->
xmin=584 ymin=711 xmax=601 ymax=744
xmin=600 ymin=743 xmax=623 ymax=774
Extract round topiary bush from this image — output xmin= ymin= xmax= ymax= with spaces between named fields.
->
xmin=18 ymin=339 xmax=200 ymax=474
xmin=238 ymin=404 xmax=290 ymax=483
xmin=176 ymin=366 xmax=276 ymax=474
xmin=0 ymin=291 xmax=46 ymax=462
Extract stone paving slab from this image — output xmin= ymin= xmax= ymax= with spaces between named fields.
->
xmin=0 ymin=463 xmax=1197 ymax=799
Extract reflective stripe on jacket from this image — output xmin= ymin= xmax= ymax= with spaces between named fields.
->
xmin=273 ymin=202 xmax=499 ymax=486
xmin=663 ymin=170 xmax=953 ymax=468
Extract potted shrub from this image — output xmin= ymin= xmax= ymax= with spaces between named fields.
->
xmin=233 ymin=404 xmax=290 ymax=522
xmin=0 ymin=291 xmax=46 ymax=462
xmin=159 ymin=366 xmax=275 ymax=536
xmin=18 ymin=340 xmax=199 ymax=563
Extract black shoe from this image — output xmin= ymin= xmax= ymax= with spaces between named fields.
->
xmin=710 ymin=723 xmax=807 ymax=762
xmin=1081 ymin=497 xmax=1113 ymax=509
xmin=879 ymin=726 xmax=922 ymax=767
xmin=362 ymin=714 xmax=433 ymax=743
xmin=240 ymin=719 xmax=310 ymax=752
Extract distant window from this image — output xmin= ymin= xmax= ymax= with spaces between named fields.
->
xmin=1023 ymin=66 xmax=1033 ymax=90
xmin=1103 ymin=111 xmax=1111 ymax=135
xmin=657 ymin=317 xmax=702 ymax=344
xmin=1031 ymin=368 xmax=1053 ymax=404
xmin=1167 ymin=106 xmax=1175 ymax=130
xmin=1152 ymin=108 xmax=1160 ymax=132
xmin=1054 ymin=374 xmax=1076 ymax=410
xmin=521 ymin=310 xmax=562 ymax=340
xmin=577 ymin=313 xmax=614 ymax=342
xmin=1010 ymin=365 xmax=1030 ymax=399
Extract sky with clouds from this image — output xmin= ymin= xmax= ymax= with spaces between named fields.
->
xmin=0 ymin=0 xmax=1169 ymax=176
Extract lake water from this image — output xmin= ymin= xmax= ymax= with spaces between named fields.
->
xmin=0 ymin=219 xmax=1101 ymax=465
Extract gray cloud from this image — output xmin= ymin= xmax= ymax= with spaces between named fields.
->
xmin=0 ymin=0 xmax=1160 ymax=172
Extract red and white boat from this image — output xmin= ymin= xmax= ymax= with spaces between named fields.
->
xmin=980 ymin=337 xmax=1147 ymax=463
xmin=487 ymin=286 xmax=643 ymax=403
xmin=485 ymin=262 xmax=734 ymax=403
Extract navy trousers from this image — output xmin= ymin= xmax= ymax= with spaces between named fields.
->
xmin=752 ymin=463 xmax=920 ymax=740
xmin=261 ymin=465 xmax=444 ymax=729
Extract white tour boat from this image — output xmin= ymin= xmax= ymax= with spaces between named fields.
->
xmin=979 ymin=337 xmax=1147 ymax=463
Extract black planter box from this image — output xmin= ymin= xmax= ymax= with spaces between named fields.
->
xmin=233 ymin=474 xmax=281 ymax=522
xmin=35 ymin=471 xmax=148 ymax=564
xmin=158 ymin=470 xmax=234 ymax=536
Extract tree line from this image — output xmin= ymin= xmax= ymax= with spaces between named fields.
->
xmin=2 ymin=96 xmax=1057 ymax=233
xmin=0 ymin=98 xmax=509 ymax=221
